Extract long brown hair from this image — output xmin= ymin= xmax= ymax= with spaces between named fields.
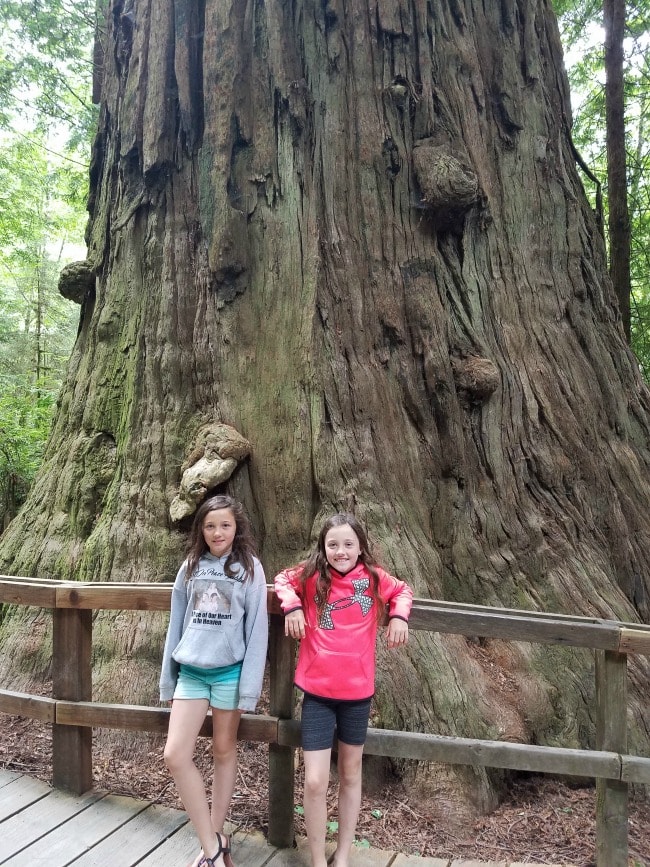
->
xmin=184 ymin=495 xmax=257 ymax=582
xmin=299 ymin=513 xmax=383 ymax=622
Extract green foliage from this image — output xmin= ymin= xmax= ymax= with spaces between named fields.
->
xmin=0 ymin=376 xmax=55 ymax=527
xmin=0 ymin=0 xmax=95 ymax=528
xmin=0 ymin=0 xmax=98 ymax=141
xmin=554 ymin=0 xmax=650 ymax=376
xmin=0 ymin=109 xmax=82 ymax=529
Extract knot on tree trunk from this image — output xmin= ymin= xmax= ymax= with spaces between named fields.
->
xmin=58 ymin=260 xmax=96 ymax=304
xmin=170 ymin=423 xmax=251 ymax=522
xmin=412 ymin=140 xmax=479 ymax=218
xmin=451 ymin=354 xmax=500 ymax=402
xmin=211 ymin=214 xmax=250 ymax=304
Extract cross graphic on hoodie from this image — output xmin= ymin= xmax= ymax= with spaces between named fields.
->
xmin=317 ymin=578 xmax=374 ymax=629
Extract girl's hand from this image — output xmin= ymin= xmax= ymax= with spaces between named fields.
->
xmin=386 ymin=618 xmax=408 ymax=648
xmin=285 ymin=609 xmax=306 ymax=640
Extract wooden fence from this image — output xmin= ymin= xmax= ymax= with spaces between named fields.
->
xmin=1 ymin=575 xmax=650 ymax=866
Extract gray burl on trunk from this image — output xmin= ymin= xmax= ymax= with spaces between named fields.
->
xmin=1 ymin=0 xmax=650 ymax=812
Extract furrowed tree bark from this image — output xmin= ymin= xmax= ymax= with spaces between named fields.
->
xmin=2 ymin=0 xmax=650 ymax=813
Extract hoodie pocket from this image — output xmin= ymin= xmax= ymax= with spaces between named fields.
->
xmin=172 ymin=625 xmax=238 ymax=668
xmin=303 ymin=650 xmax=370 ymax=694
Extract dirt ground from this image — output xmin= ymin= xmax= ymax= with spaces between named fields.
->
xmin=1 ymin=714 xmax=648 ymax=866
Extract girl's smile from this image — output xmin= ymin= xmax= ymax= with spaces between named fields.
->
xmin=202 ymin=508 xmax=236 ymax=558
xmin=324 ymin=524 xmax=361 ymax=573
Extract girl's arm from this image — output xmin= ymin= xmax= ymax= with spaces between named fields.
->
xmin=239 ymin=559 xmax=269 ymax=712
xmin=159 ymin=562 xmax=190 ymax=701
xmin=274 ymin=567 xmax=306 ymax=639
xmin=273 ymin=566 xmax=304 ymax=614
xmin=379 ymin=568 xmax=414 ymax=623
xmin=378 ymin=568 xmax=413 ymax=647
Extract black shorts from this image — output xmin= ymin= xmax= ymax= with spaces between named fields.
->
xmin=301 ymin=693 xmax=372 ymax=751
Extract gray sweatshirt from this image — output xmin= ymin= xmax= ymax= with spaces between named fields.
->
xmin=159 ymin=552 xmax=268 ymax=711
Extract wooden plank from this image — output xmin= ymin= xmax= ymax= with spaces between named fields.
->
xmin=1 ymin=792 xmax=150 ymax=865
xmin=415 ymin=597 xmax=612 ymax=623
xmin=618 ymin=627 xmax=650 ymax=655
xmin=55 ymin=584 xmax=172 ymax=611
xmin=0 ymin=574 xmax=63 ymax=584
xmin=278 ymin=721 xmax=625 ymax=780
xmin=621 ymin=754 xmax=650 ymax=784
xmin=267 ymin=586 xmax=283 ymax=614
xmin=267 ymin=613 xmax=296 ymax=848
xmin=0 ymin=580 xmax=58 ymax=607
xmin=135 ymin=819 xmax=197 ymax=867
xmin=447 ymin=861 xmax=505 ymax=866
xmin=0 ymin=689 xmax=56 ymax=722
xmin=66 ymin=802 xmax=188 ymax=865
xmin=447 ymin=861 xmax=506 ymax=866
xmin=344 ymin=843 xmax=400 ymax=865
xmin=266 ymin=834 xmax=336 ymax=864
xmin=0 ymin=774 xmax=50 ymax=820
xmin=595 ymin=650 xmax=628 ymax=867
xmin=0 ymin=784 xmax=103 ymax=862
xmin=52 ymin=608 xmax=92 ymax=793
xmin=54 ymin=701 xmax=278 ymax=741
xmin=408 ymin=605 xmax=620 ymax=650
xmin=136 ymin=819 xmax=273 ymax=867
xmin=392 ymin=855 xmax=450 ymax=866
xmin=226 ymin=829 xmax=287 ymax=867
xmin=0 ymin=768 xmax=21 ymax=787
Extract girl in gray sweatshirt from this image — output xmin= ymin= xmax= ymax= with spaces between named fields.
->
xmin=160 ymin=495 xmax=268 ymax=867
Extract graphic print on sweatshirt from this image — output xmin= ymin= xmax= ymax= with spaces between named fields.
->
xmin=317 ymin=577 xmax=374 ymax=629
xmin=190 ymin=571 xmax=239 ymax=627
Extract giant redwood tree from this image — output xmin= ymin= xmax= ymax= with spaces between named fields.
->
xmin=2 ymin=0 xmax=650 ymax=811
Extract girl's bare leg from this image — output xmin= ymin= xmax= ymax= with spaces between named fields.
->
xmin=303 ymin=748 xmax=332 ymax=867
xmin=164 ymin=698 xmax=225 ymax=866
xmin=330 ymin=742 xmax=364 ymax=867
xmin=209 ymin=708 xmax=242 ymax=866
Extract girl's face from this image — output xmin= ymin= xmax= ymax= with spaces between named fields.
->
xmin=324 ymin=523 xmax=361 ymax=573
xmin=202 ymin=508 xmax=237 ymax=558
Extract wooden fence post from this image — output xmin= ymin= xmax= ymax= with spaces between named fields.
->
xmin=595 ymin=649 xmax=628 ymax=867
xmin=52 ymin=607 xmax=92 ymax=793
xmin=267 ymin=610 xmax=295 ymax=848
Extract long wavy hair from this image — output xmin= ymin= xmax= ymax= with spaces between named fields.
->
xmin=299 ymin=513 xmax=384 ymax=622
xmin=184 ymin=495 xmax=257 ymax=582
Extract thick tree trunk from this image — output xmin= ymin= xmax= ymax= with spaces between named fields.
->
xmin=2 ymin=0 xmax=650 ymax=810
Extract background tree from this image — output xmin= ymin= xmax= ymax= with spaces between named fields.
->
xmin=555 ymin=0 xmax=650 ymax=368
xmin=0 ymin=0 xmax=95 ymax=525
xmin=604 ymin=0 xmax=631 ymax=339
xmin=0 ymin=135 xmax=83 ymax=526
xmin=2 ymin=0 xmax=650 ymax=812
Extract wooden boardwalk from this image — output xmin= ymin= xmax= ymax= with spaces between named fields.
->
xmin=0 ymin=770 xmax=572 ymax=866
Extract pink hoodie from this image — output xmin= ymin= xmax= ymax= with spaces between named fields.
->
xmin=274 ymin=562 xmax=413 ymax=700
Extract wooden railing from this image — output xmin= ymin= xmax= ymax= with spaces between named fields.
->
xmin=1 ymin=575 xmax=650 ymax=866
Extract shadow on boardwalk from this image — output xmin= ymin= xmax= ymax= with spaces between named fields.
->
xmin=0 ymin=770 xmax=574 ymax=866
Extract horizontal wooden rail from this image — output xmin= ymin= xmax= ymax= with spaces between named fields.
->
xmin=2 ymin=577 xmax=649 ymax=654
xmin=1 ymin=575 xmax=649 ymax=866
xmin=3 ymin=688 xmax=650 ymax=788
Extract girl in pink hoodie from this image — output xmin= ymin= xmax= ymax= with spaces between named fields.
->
xmin=274 ymin=513 xmax=413 ymax=867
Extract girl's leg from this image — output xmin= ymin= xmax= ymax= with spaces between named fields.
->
xmin=209 ymin=708 xmax=241 ymax=866
xmin=303 ymin=748 xmax=333 ymax=867
xmin=164 ymin=699 xmax=225 ymax=866
xmin=331 ymin=742 xmax=364 ymax=867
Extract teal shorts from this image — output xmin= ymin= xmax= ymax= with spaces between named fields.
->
xmin=173 ymin=661 xmax=243 ymax=710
